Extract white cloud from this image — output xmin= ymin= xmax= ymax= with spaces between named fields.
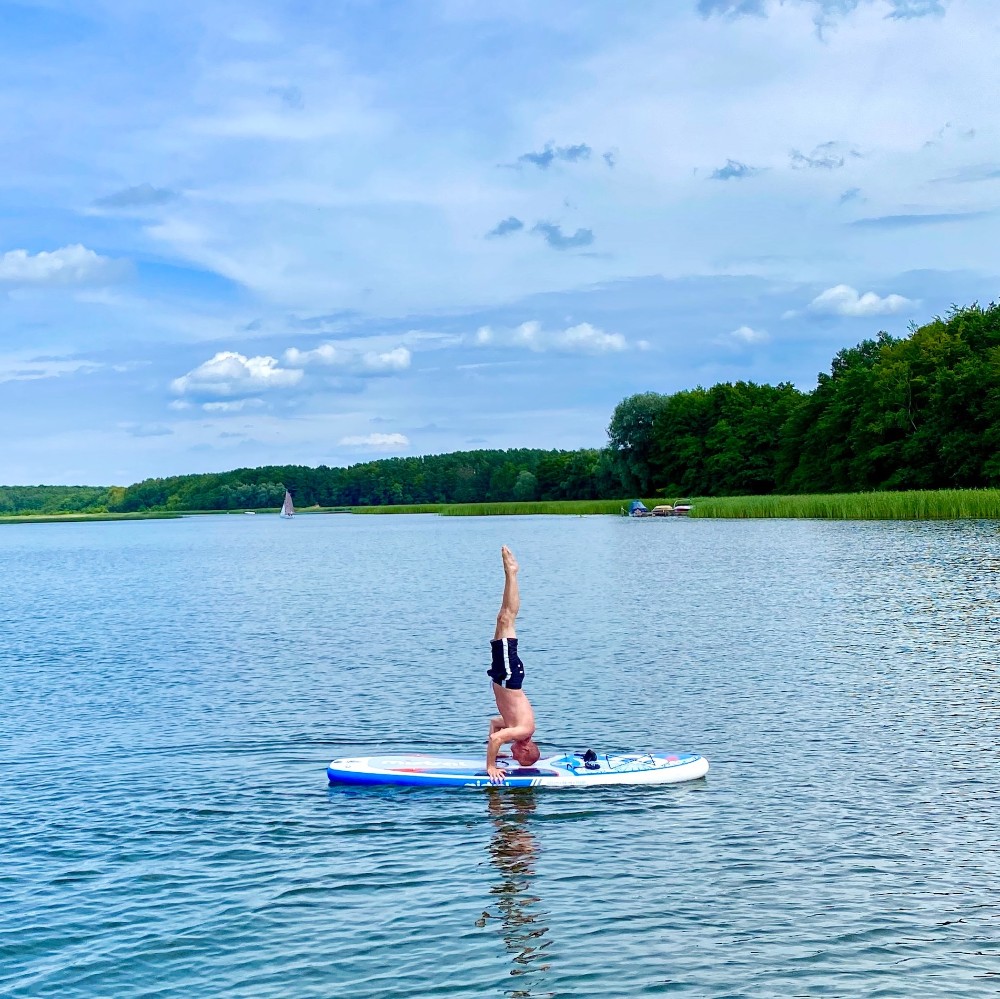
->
xmin=170 ymin=351 xmax=303 ymax=398
xmin=0 ymin=245 xmax=128 ymax=286
xmin=475 ymin=321 xmax=628 ymax=353
xmin=361 ymin=346 xmax=411 ymax=372
xmin=558 ymin=322 xmax=627 ymax=353
xmin=282 ymin=343 xmax=411 ymax=373
xmin=338 ymin=432 xmax=410 ymax=449
xmin=283 ymin=344 xmax=343 ymax=366
xmin=513 ymin=321 xmax=541 ymax=348
xmin=202 ymin=399 xmax=265 ymax=412
xmin=721 ymin=324 xmax=771 ymax=346
xmin=807 ymin=284 xmax=917 ymax=316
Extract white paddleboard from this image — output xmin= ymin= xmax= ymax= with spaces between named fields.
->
xmin=327 ymin=750 xmax=709 ymax=788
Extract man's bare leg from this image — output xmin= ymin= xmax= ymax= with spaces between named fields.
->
xmin=493 ymin=545 xmax=520 ymax=640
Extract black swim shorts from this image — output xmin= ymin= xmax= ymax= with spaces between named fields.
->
xmin=488 ymin=637 xmax=525 ymax=690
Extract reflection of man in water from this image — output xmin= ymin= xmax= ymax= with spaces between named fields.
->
xmin=477 ymin=791 xmax=551 ymax=994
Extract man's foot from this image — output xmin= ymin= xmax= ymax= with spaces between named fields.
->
xmin=501 ymin=545 xmax=519 ymax=575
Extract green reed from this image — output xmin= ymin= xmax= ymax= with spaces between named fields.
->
xmin=0 ymin=511 xmax=185 ymax=525
xmin=351 ymin=499 xmax=660 ymax=516
xmin=349 ymin=490 xmax=1000 ymax=520
xmin=689 ymin=489 xmax=1000 ymax=520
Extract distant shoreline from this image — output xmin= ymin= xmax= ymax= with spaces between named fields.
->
xmin=5 ymin=489 xmax=1000 ymax=523
xmin=0 ymin=511 xmax=187 ymax=525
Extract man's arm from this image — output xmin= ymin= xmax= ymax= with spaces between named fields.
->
xmin=488 ymin=717 xmax=511 ymax=757
xmin=486 ymin=726 xmax=532 ymax=783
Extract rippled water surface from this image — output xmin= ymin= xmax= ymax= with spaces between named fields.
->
xmin=1 ymin=514 xmax=998 ymax=997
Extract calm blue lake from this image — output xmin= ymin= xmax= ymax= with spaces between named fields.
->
xmin=1 ymin=513 xmax=998 ymax=997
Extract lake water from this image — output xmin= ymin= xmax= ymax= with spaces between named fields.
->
xmin=1 ymin=513 xmax=998 ymax=997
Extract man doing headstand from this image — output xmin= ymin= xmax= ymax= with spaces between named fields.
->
xmin=486 ymin=546 xmax=540 ymax=783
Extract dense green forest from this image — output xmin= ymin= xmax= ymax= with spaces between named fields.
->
xmin=608 ymin=301 xmax=1000 ymax=496
xmin=0 ymin=450 xmax=612 ymax=515
xmin=0 ymin=485 xmax=112 ymax=516
xmin=102 ymin=448 xmax=614 ymax=512
xmin=2 ymin=301 xmax=998 ymax=516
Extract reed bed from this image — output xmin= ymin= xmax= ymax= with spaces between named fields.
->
xmin=0 ymin=511 xmax=185 ymax=526
xmin=351 ymin=490 xmax=1000 ymax=520
xmin=350 ymin=503 xmax=452 ymax=515
xmin=690 ymin=489 xmax=1000 ymax=520
xmin=351 ymin=499 xmax=658 ymax=516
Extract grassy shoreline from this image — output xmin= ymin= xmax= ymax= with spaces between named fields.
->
xmin=0 ymin=511 xmax=187 ymax=525
xmin=689 ymin=489 xmax=1000 ymax=520
xmin=348 ymin=499 xmax=648 ymax=516
xmin=5 ymin=489 xmax=1000 ymax=523
xmin=350 ymin=490 xmax=1000 ymax=519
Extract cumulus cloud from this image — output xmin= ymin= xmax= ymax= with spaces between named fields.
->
xmin=790 ymin=141 xmax=859 ymax=170
xmin=531 ymin=222 xmax=594 ymax=250
xmin=517 ymin=142 xmax=592 ymax=169
xmin=361 ymin=347 xmax=410 ymax=372
xmin=806 ymin=285 xmax=917 ymax=316
xmin=709 ymin=159 xmax=761 ymax=181
xmin=282 ymin=343 xmax=411 ymax=373
xmin=486 ymin=216 xmax=525 ymax=239
xmin=93 ymin=184 xmax=179 ymax=209
xmin=170 ymin=351 xmax=303 ymax=400
xmin=720 ymin=325 xmax=771 ymax=346
xmin=476 ymin=320 xmax=627 ymax=354
xmin=283 ymin=344 xmax=342 ymax=366
xmin=203 ymin=399 xmax=265 ymax=412
xmin=339 ymin=432 xmax=409 ymax=449
xmin=558 ymin=322 xmax=628 ymax=352
xmin=0 ymin=244 xmax=128 ymax=285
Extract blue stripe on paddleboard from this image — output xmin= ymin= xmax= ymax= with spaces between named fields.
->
xmin=326 ymin=768 xmax=538 ymax=788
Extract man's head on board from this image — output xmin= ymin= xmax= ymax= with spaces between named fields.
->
xmin=511 ymin=739 xmax=540 ymax=766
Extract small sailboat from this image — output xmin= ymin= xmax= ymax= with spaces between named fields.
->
xmin=279 ymin=490 xmax=294 ymax=519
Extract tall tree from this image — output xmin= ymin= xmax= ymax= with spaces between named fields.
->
xmin=606 ymin=392 xmax=669 ymax=494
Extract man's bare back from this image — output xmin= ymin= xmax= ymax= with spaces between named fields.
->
xmin=485 ymin=546 xmax=539 ymax=783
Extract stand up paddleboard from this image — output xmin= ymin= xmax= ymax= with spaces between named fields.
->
xmin=327 ymin=750 xmax=709 ymax=788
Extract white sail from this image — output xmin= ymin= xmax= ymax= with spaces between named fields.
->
xmin=280 ymin=490 xmax=294 ymax=518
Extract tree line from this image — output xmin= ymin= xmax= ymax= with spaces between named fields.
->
xmin=607 ymin=302 xmax=1000 ymax=496
xmin=2 ymin=301 xmax=997 ymax=515
xmin=0 ymin=485 xmax=111 ymax=516
xmin=102 ymin=448 xmax=617 ymax=512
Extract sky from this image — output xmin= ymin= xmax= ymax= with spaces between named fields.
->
xmin=2 ymin=0 xmax=999 ymax=485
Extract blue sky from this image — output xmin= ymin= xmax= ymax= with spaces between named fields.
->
xmin=2 ymin=0 xmax=998 ymax=485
